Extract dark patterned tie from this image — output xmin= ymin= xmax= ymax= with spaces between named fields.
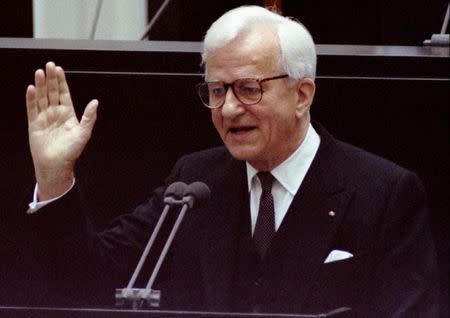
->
xmin=253 ymin=171 xmax=275 ymax=259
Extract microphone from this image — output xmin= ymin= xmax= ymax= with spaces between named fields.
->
xmin=182 ymin=181 xmax=211 ymax=208
xmin=164 ymin=181 xmax=188 ymax=205
xmin=141 ymin=182 xmax=210 ymax=304
xmin=117 ymin=181 xmax=187 ymax=306
xmin=115 ymin=181 xmax=211 ymax=309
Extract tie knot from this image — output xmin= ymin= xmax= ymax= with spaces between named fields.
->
xmin=257 ymin=171 xmax=274 ymax=193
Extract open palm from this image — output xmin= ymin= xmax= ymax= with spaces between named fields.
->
xmin=26 ymin=62 xmax=98 ymax=198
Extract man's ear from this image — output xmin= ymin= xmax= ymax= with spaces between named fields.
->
xmin=294 ymin=78 xmax=316 ymax=119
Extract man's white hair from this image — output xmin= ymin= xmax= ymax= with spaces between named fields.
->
xmin=202 ymin=5 xmax=317 ymax=80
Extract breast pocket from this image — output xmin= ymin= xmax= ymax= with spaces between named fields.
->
xmin=307 ymin=253 xmax=370 ymax=311
xmin=320 ymin=255 xmax=357 ymax=282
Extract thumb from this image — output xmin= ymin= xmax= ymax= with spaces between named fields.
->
xmin=80 ymin=99 xmax=99 ymax=136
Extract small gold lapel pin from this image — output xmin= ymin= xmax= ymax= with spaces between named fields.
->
xmin=328 ymin=210 xmax=336 ymax=217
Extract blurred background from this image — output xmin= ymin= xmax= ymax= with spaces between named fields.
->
xmin=1 ymin=0 xmax=448 ymax=43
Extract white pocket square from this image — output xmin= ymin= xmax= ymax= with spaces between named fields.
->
xmin=324 ymin=250 xmax=354 ymax=264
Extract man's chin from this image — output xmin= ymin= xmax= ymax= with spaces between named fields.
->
xmin=226 ymin=146 xmax=259 ymax=162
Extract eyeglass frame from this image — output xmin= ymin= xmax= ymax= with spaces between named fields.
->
xmin=196 ymin=74 xmax=289 ymax=109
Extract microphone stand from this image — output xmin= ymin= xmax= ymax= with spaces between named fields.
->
xmin=115 ymin=182 xmax=186 ymax=309
xmin=115 ymin=182 xmax=210 ymax=309
xmin=423 ymin=2 xmax=449 ymax=46
xmin=139 ymin=199 xmax=191 ymax=305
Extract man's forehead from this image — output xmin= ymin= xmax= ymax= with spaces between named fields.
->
xmin=204 ymin=28 xmax=281 ymax=80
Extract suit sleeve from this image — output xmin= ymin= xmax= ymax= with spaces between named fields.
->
xmin=366 ymin=171 xmax=439 ymax=317
xmin=25 ymin=154 xmax=189 ymax=306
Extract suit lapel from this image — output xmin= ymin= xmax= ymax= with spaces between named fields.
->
xmin=268 ymin=124 xmax=355 ymax=307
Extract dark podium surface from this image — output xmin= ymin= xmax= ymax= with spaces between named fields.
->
xmin=0 ymin=306 xmax=351 ymax=318
xmin=0 ymin=38 xmax=448 ymax=315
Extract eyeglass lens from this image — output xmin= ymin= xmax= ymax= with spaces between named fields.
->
xmin=198 ymin=79 xmax=262 ymax=108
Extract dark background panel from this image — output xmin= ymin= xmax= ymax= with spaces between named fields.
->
xmin=284 ymin=0 xmax=449 ymax=45
xmin=69 ymin=72 xmax=218 ymax=225
xmin=146 ymin=0 xmax=449 ymax=44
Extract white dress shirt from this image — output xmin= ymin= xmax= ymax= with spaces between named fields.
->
xmin=246 ymin=123 xmax=320 ymax=235
xmin=27 ymin=179 xmax=75 ymax=214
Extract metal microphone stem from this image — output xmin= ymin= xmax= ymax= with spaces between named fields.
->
xmin=143 ymin=202 xmax=190 ymax=295
xmin=123 ymin=203 xmax=171 ymax=296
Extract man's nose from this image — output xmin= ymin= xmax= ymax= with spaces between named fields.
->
xmin=220 ymin=87 xmax=245 ymax=118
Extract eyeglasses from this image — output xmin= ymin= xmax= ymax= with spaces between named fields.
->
xmin=196 ymin=74 xmax=289 ymax=109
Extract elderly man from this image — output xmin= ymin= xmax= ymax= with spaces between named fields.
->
xmin=25 ymin=5 xmax=437 ymax=317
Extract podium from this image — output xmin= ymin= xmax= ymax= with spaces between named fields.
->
xmin=0 ymin=306 xmax=352 ymax=318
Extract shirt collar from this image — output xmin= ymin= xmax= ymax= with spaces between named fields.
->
xmin=246 ymin=123 xmax=320 ymax=194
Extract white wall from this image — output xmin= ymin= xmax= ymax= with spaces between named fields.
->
xmin=33 ymin=0 xmax=148 ymax=40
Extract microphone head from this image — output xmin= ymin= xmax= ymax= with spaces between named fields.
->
xmin=164 ymin=181 xmax=187 ymax=201
xmin=183 ymin=182 xmax=211 ymax=208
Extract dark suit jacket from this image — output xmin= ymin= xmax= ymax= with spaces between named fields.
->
xmin=27 ymin=123 xmax=438 ymax=316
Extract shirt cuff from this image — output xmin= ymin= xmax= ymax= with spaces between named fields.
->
xmin=27 ymin=178 xmax=76 ymax=214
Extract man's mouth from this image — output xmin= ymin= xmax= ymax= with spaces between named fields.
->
xmin=229 ymin=126 xmax=256 ymax=134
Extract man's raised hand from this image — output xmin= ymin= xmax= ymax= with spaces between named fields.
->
xmin=26 ymin=62 xmax=98 ymax=200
